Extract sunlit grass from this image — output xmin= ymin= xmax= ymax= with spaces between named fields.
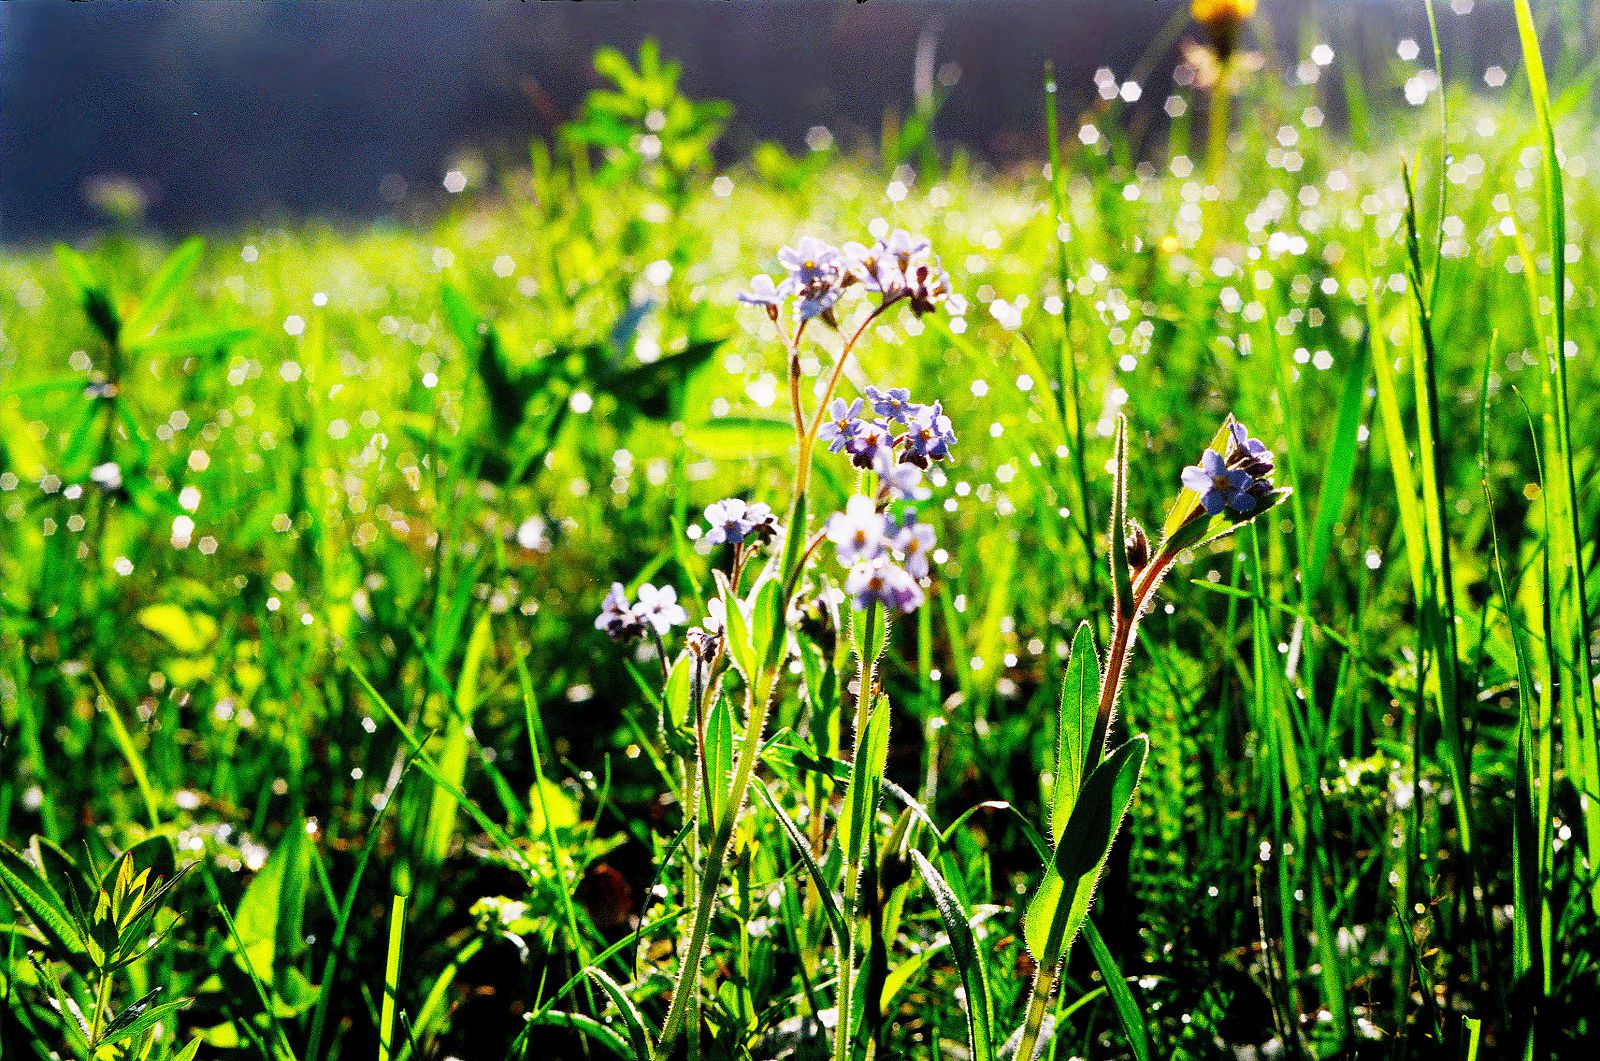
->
xmin=3 ymin=15 xmax=1599 ymax=1060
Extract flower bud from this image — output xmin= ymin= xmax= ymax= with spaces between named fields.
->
xmin=1125 ymin=518 xmax=1151 ymax=571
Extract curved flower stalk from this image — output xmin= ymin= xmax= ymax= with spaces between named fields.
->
xmin=595 ymin=229 xmax=962 ymax=1059
xmin=1011 ymin=414 xmax=1288 ymax=1061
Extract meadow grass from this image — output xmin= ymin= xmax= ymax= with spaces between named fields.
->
xmin=3 ymin=8 xmax=1600 ymax=1059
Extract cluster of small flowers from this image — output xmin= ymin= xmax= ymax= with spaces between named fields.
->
xmin=594 ymin=582 xmax=688 ymax=642
xmin=701 ymin=497 xmax=780 ymax=547
xmin=1180 ymin=418 xmax=1278 ymax=516
xmin=595 ymin=498 xmax=779 ymax=645
xmin=817 ymin=386 xmax=958 ymax=500
xmin=826 ymin=495 xmax=937 ymax=613
xmin=738 ymin=230 xmax=958 ymax=325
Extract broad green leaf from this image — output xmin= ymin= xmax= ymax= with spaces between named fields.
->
xmin=1050 ymin=622 xmax=1101 ymax=844
xmin=662 ymin=650 xmax=692 ymax=730
xmin=848 ymin=601 xmax=889 ymax=669
xmin=720 ymin=573 xmax=759 ymax=686
xmin=751 ymin=571 xmax=786 ymax=670
xmin=234 ymin=825 xmax=310 ymax=978
xmin=1024 ymin=735 xmax=1147 ymax=966
xmin=912 ymin=850 xmax=996 ymax=1061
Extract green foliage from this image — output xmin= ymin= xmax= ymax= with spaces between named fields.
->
xmin=6 ymin=19 xmax=1600 ymax=1061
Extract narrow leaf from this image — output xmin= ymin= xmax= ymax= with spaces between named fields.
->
xmin=912 ymin=850 xmax=996 ymax=1061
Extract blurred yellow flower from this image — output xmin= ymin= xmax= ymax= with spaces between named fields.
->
xmin=1192 ymin=0 xmax=1258 ymax=28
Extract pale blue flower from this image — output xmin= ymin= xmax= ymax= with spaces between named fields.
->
xmin=873 ymin=446 xmax=922 ymax=501
xmin=845 ymin=555 xmax=924 ymax=613
xmin=847 ymin=418 xmax=896 ymax=470
xmin=888 ymin=512 xmax=936 ymax=579
xmin=1181 ymin=449 xmax=1257 ymax=516
xmin=818 ymin=397 xmax=865 ymax=454
xmin=633 ymin=583 xmax=689 ymax=635
xmin=865 ymin=385 xmax=920 ymax=425
xmin=596 ymin=582 xmax=646 ymax=641
xmin=827 ymin=495 xmax=889 ymax=566
xmin=902 ymin=401 xmax=957 ymax=467
xmin=737 ymin=274 xmax=783 ymax=320
xmin=704 ymin=498 xmax=757 ymax=546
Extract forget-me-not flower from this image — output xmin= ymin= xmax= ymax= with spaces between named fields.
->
xmin=865 ymin=385 xmax=920 ymax=425
xmin=848 ymin=418 xmax=896 ymax=470
xmin=827 ymin=494 xmax=889 ymax=566
xmin=737 ymin=274 xmax=783 ymax=321
xmin=1181 ymin=449 xmax=1258 ymax=516
xmin=846 ymin=555 xmax=924 ymax=613
xmin=901 ymin=401 xmax=957 ymax=467
xmin=873 ymin=446 xmax=922 ymax=501
xmin=818 ymin=397 xmax=865 ymax=454
xmin=704 ymin=498 xmax=758 ymax=546
xmin=633 ymin=583 xmax=689 ymax=635
xmin=888 ymin=513 xmax=937 ymax=579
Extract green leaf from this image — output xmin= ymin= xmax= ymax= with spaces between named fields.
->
xmin=1108 ymin=416 xmax=1133 ymax=619
xmin=0 ymin=839 xmax=90 ymax=971
xmin=32 ymin=837 xmax=92 ymax=944
xmin=1158 ymin=421 xmax=1234 ymax=542
xmin=911 ymin=850 xmax=996 ymax=1061
xmin=123 ymin=236 xmax=205 ymax=341
xmin=234 ymin=825 xmax=310 ymax=979
xmin=53 ymin=244 xmax=104 ymax=304
xmin=586 ymin=968 xmax=654 ymax=1060
xmin=838 ymin=695 xmax=892 ymax=883
xmin=1084 ymin=919 xmax=1152 ymax=1061
xmin=138 ymin=602 xmax=219 ymax=654
xmin=703 ymin=696 xmax=736 ymax=834
xmin=528 ymin=776 xmax=579 ymax=836
xmin=1050 ymin=622 xmax=1101 ymax=844
xmin=424 ymin=611 xmax=493 ymax=867
xmin=848 ymin=603 xmax=889 ymax=669
xmin=662 ymin=650 xmax=692 ymax=731
xmin=756 ymin=779 xmax=845 ymax=942
xmin=125 ymin=324 xmax=255 ymax=356
xmin=720 ymin=573 xmax=758 ymax=687
xmin=1302 ymin=351 xmax=1368 ymax=600
xmin=100 ymin=988 xmax=189 ymax=1049
xmin=528 ymin=1010 xmax=634 ymax=1058
xmin=752 ymin=572 xmax=786 ymax=671
xmin=684 ymin=416 xmax=795 ymax=459
xmin=1024 ymin=735 xmax=1147 ymax=967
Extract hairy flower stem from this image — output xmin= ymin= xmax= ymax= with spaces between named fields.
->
xmin=656 ymin=675 xmax=780 ymax=1056
xmin=1012 ymin=551 xmax=1174 ymax=1061
xmin=835 ymin=601 xmax=881 ymax=1061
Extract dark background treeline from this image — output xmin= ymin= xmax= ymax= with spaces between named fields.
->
xmin=1 ymin=0 xmax=1516 ymax=242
